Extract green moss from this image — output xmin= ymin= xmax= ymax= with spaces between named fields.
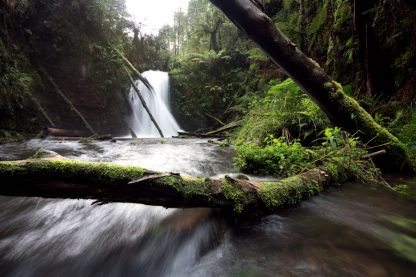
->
xmin=325 ymin=81 xmax=415 ymax=173
xmin=321 ymin=163 xmax=349 ymax=182
xmin=158 ymin=175 xmax=211 ymax=199
xmin=0 ymin=159 xmax=145 ymax=184
xmin=222 ymin=180 xmax=253 ymax=214
xmin=393 ymin=184 xmax=412 ymax=199
xmin=258 ymin=175 xmax=321 ymax=212
xmin=30 ymin=148 xmax=56 ymax=159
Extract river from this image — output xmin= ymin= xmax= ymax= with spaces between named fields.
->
xmin=0 ymin=138 xmax=415 ymax=276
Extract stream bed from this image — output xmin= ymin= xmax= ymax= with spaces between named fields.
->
xmin=0 ymin=138 xmax=415 ymax=276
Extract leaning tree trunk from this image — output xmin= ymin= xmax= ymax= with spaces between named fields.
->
xmin=125 ymin=68 xmax=164 ymax=138
xmin=209 ymin=0 xmax=415 ymax=174
xmin=39 ymin=66 xmax=97 ymax=136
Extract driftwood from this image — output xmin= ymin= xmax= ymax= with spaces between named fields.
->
xmin=0 ymin=150 xmax=347 ymax=216
xmin=209 ymin=0 xmax=415 ymax=174
xmin=125 ymin=68 xmax=164 ymax=138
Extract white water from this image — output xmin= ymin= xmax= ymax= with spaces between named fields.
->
xmin=128 ymin=70 xmax=181 ymax=138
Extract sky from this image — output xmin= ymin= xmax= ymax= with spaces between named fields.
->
xmin=125 ymin=0 xmax=189 ymax=35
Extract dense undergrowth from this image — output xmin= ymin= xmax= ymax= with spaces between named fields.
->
xmin=234 ymin=79 xmax=328 ymax=144
xmin=232 ymin=77 xmax=415 ymax=184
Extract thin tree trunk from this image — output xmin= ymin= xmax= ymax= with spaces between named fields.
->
xmin=27 ymin=91 xmax=56 ymax=127
xmin=298 ymin=0 xmax=307 ymax=52
xmin=125 ymin=68 xmax=164 ymax=138
xmin=39 ymin=66 xmax=97 ymax=135
xmin=209 ymin=0 xmax=415 ymax=174
xmin=114 ymin=48 xmax=154 ymax=92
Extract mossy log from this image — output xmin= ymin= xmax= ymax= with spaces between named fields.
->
xmin=209 ymin=0 xmax=415 ymax=174
xmin=0 ymin=151 xmax=347 ymax=216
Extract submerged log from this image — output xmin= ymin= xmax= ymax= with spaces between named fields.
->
xmin=0 ymin=150 xmax=349 ymax=216
xmin=209 ymin=0 xmax=415 ymax=174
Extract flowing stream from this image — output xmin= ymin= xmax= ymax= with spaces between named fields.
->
xmin=128 ymin=71 xmax=181 ymax=138
xmin=0 ymin=139 xmax=415 ymax=276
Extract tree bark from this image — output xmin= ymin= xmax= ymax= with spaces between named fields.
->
xmin=0 ymin=152 xmax=344 ymax=216
xmin=298 ymin=0 xmax=307 ymax=52
xmin=26 ymin=91 xmax=56 ymax=127
xmin=114 ymin=48 xmax=154 ymax=92
xmin=209 ymin=0 xmax=415 ymax=174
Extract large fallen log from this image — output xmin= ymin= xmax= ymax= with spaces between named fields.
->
xmin=0 ymin=150 xmax=350 ymax=216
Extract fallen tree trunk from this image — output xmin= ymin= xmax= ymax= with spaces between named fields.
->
xmin=175 ymin=120 xmax=242 ymax=138
xmin=209 ymin=0 xmax=415 ymax=174
xmin=0 ymin=151 xmax=350 ymax=216
xmin=175 ymin=131 xmax=226 ymax=138
xmin=47 ymin=127 xmax=91 ymax=138
xmin=205 ymin=120 xmax=243 ymax=136
xmin=46 ymin=128 xmax=112 ymax=140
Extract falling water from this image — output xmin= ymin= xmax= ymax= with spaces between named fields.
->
xmin=128 ymin=70 xmax=181 ymax=138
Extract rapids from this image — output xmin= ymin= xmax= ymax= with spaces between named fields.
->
xmin=0 ymin=138 xmax=415 ymax=276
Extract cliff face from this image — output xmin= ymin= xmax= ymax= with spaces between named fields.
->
xmin=0 ymin=0 xmax=133 ymax=136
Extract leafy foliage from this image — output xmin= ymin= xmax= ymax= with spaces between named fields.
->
xmin=235 ymin=78 xmax=329 ymax=144
xmin=390 ymin=110 xmax=416 ymax=157
xmin=235 ymin=127 xmax=380 ymax=183
xmin=235 ymin=136 xmax=309 ymax=176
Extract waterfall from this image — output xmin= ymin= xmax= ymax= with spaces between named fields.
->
xmin=127 ymin=70 xmax=181 ymax=138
